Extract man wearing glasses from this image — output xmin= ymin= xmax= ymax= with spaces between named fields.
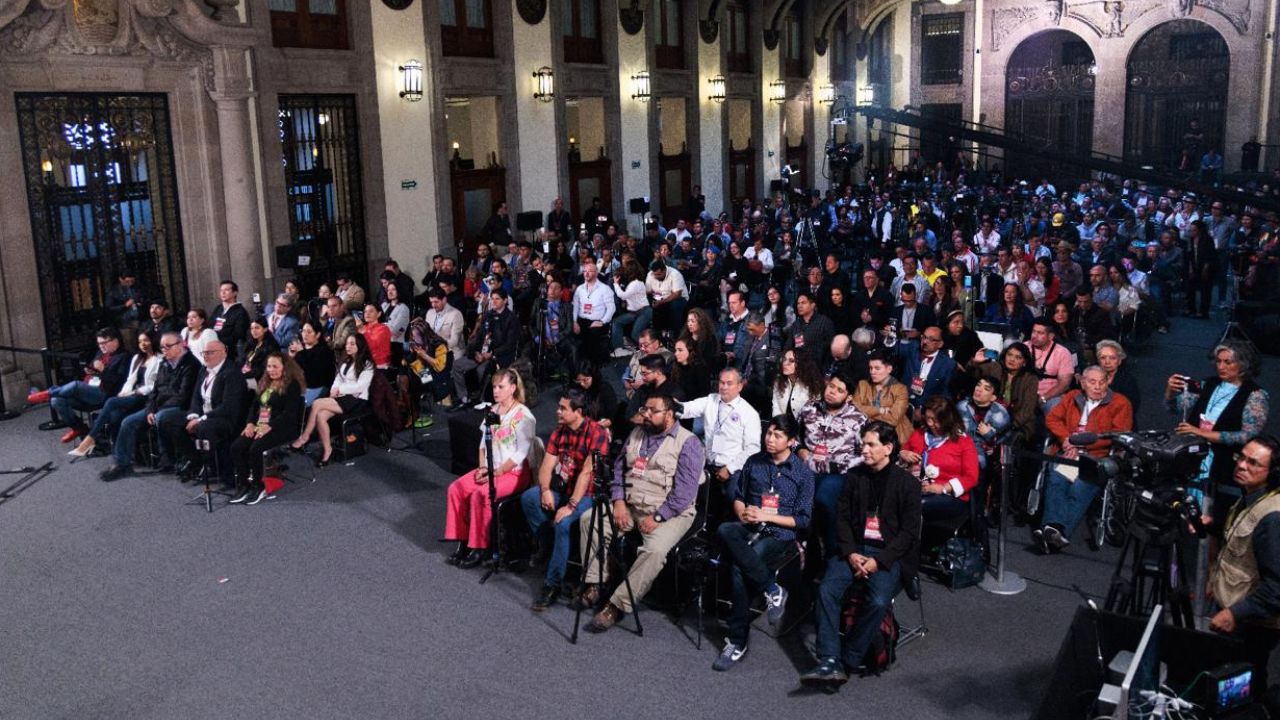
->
xmin=28 ymin=327 xmax=132 ymax=445
xmin=100 ymin=332 xmax=199 ymax=481
xmin=578 ymin=393 xmax=705 ymax=634
xmin=1208 ymin=436 xmax=1280 ymax=702
xmin=159 ymin=340 xmax=248 ymax=487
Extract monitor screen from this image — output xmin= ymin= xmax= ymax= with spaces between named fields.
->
xmin=1120 ymin=605 xmax=1164 ymax=719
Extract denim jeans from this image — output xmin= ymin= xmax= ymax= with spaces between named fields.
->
xmin=717 ymin=522 xmax=792 ymax=646
xmin=812 ymin=472 xmax=847 ymax=556
xmin=89 ymin=395 xmax=146 ymax=442
xmin=814 ymin=550 xmax=902 ymax=666
xmin=113 ymin=405 xmax=179 ymax=469
xmin=49 ymin=381 xmax=106 ymax=429
xmin=611 ymin=310 xmax=640 ymax=349
xmin=1040 ymin=465 xmax=1103 ymax=538
xmin=519 ymin=486 xmax=594 ymax=587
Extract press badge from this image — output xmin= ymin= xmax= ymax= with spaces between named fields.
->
xmin=761 ymin=492 xmax=779 ymax=516
xmin=725 ymin=331 xmax=736 ymax=345
xmin=214 ymin=317 xmax=226 ymax=332
xmin=583 ymin=303 xmax=593 ymax=314
xmin=1199 ymin=414 xmax=1215 ymax=433
xmin=864 ymin=512 xmax=883 ymax=542
xmin=911 ymin=377 xmax=925 ymax=396
xmin=631 ymin=456 xmax=649 ymax=475
xmin=87 ymin=376 xmax=101 ymax=387
xmin=812 ymin=444 xmax=829 ymax=469
xmin=793 ymin=334 xmax=806 ymax=348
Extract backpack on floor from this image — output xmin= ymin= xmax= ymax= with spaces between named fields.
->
xmin=840 ymin=591 xmax=900 ymax=676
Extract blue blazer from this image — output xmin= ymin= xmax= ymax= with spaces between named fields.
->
xmin=896 ymin=345 xmax=957 ymax=408
xmin=271 ymin=314 xmax=300 ymax=349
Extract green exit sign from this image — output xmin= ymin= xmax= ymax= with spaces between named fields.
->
xmin=401 ymin=180 xmax=418 ymax=190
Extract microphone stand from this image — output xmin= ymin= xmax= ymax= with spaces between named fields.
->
xmin=980 ymin=434 xmax=1027 ymax=595
xmin=479 ymin=412 xmax=504 ymax=584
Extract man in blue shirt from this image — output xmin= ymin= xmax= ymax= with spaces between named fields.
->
xmin=713 ymin=415 xmax=814 ymax=671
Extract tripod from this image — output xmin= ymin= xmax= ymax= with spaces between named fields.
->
xmin=1217 ymin=273 xmax=1261 ymax=359
xmin=1103 ymin=514 xmax=1195 ymax=628
xmin=183 ymin=438 xmax=221 ymax=513
xmin=570 ymin=451 xmax=642 ymax=643
xmin=478 ymin=414 xmax=506 ymax=584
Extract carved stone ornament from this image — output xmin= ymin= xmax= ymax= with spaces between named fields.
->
xmin=762 ymin=27 xmax=779 ymax=50
xmin=994 ymin=0 xmax=1251 ymax=49
xmin=382 ymin=0 xmax=414 ymax=9
xmin=0 ymin=0 xmax=256 ymax=93
xmin=698 ymin=18 xmax=718 ymax=44
xmin=619 ymin=1 xmax=642 ymax=35
xmin=515 ymin=0 xmax=545 ymax=25
xmin=814 ymin=35 xmax=828 ymax=56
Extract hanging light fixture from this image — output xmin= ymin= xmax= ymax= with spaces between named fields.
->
xmin=399 ymin=59 xmax=424 ymax=102
xmin=533 ymin=66 xmax=555 ymax=103
xmin=707 ymin=75 xmax=726 ymax=103
xmin=769 ymin=79 xmax=787 ymax=104
xmin=631 ymin=70 xmax=651 ymax=102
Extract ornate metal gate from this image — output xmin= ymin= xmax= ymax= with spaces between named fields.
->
xmin=15 ymin=93 xmax=189 ymax=351
xmin=1004 ymin=31 xmax=1095 ymax=184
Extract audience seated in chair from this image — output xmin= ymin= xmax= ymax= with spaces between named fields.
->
xmin=229 ymin=353 xmax=304 ymax=505
xmin=289 ymin=334 xmax=375 ymax=467
xmin=28 ymin=326 xmax=133 ymax=445
xmin=159 ymin=340 xmax=248 ymax=489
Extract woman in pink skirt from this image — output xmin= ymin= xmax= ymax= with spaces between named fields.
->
xmin=444 ymin=368 xmax=537 ymax=568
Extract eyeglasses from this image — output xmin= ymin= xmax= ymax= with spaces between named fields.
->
xmin=1234 ymin=452 xmax=1269 ymax=470
xmin=640 ymin=406 xmax=669 ymax=415
xmin=160 ymin=343 xmax=180 ymax=350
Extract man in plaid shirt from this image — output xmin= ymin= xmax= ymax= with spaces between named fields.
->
xmin=520 ymin=388 xmax=610 ymax=611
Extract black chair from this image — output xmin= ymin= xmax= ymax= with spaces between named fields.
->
xmin=896 ymin=575 xmax=928 ymax=648
xmin=663 ymin=477 xmax=714 ymax=648
xmin=261 ymin=394 xmax=308 ymax=490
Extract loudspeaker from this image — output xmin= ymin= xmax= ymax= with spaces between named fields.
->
xmin=770 ymin=180 xmax=786 ymax=193
xmin=275 ymin=245 xmax=299 ymax=269
xmin=629 ymin=197 xmax=650 ymax=214
xmin=516 ymin=210 xmax=543 ymax=232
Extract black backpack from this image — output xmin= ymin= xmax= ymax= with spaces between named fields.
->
xmin=840 ymin=590 xmax=900 ymax=676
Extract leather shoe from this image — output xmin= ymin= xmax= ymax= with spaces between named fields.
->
xmin=443 ymin=543 xmax=469 ymax=566
xmin=99 ymin=465 xmax=132 ymax=482
xmin=799 ymin=657 xmax=849 ymax=688
xmin=585 ymin=602 xmax=622 ymax=633
xmin=574 ymin=583 xmax=601 ymax=610
xmin=457 ymin=549 xmax=485 ymax=569
xmin=531 ymin=585 xmax=559 ymax=612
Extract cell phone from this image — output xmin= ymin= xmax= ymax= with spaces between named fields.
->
xmin=352 ymin=310 xmax=364 ymax=322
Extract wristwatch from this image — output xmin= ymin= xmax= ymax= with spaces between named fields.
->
xmin=654 ymin=512 xmax=665 ymax=523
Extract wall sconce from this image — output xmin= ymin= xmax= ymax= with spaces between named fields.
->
xmin=769 ymin=80 xmax=787 ymax=104
xmin=631 ymin=70 xmax=651 ymax=102
xmin=399 ymin=59 xmax=424 ymax=102
xmin=855 ymin=85 xmax=874 ymax=107
xmin=939 ymin=0 xmax=962 ymax=4
xmin=452 ymin=141 xmax=460 ymax=150
xmin=707 ymin=75 xmax=726 ymax=103
xmin=533 ymin=66 xmax=555 ymax=103
xmin=1088 ymin=63 xmax=1098 ymax=76
xmin=818 ymin=84 xmax=835 ymax=105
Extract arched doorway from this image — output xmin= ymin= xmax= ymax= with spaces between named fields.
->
xmin=1124 ymin=20 xmax=1229 ymax=171
xmin=1003 ymin=30 xmax=1096 ymax=183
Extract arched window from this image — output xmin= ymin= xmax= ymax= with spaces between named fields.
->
xmin=1004 ymin=30 xmax=1096 ymax=183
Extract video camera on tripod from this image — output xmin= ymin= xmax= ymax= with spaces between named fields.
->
xmin=1069 ymin=429 xmax=1209 ymax=540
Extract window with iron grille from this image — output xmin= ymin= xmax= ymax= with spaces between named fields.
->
xmin=921 ymin=13 xmax=963 ymax=85
xmin=268 ymin=0 xmax=349 ymax=50
xmin=277 ymin=95 xmax=367 ymax=292
xmin=563 ymin=0 xmax=602 ymax=64
xmin=441 ymin=0 xmax=494 ymax=58
xmin=726 ymin=2 xmax=750 ymax=74
xmin=654 ymin=0 xmax=684 ymax=69
xmin=868 ymin=18 xmax=891 ymax=86
xmin=781 ymin=11 xmax=804 ymax=78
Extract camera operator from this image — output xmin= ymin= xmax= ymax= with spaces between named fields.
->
xmin=579 ymin=393 xmax=705 ymax=633
xmin=1207 ymin=435 xmax=1280 ymax=698
xmin=799 ymin=421 xmax=921 ymax=689
xmin=1035 ymin=366 xmax=1134 ymax=554
xmin=1166 ymin=340 xmax=1271 ymax=525
xmin=712 ymin=415 xmax=814 ymax=671
xmin=519 ymin=389 xmax=609 ymax=611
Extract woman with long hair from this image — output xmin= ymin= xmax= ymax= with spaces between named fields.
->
xmin=182 ymin=308 xmax=216 ymax=366
xmin=571 ymin=359 xmax=618 ymax=431
xmin=900 ymin=395 xmax=980 ymax=525
xmin=358 ymin=302 xmax=393 ymax=370
xmin=444 ymin=368 xmax=537 ymax=568
xmin=984 ymin=282 xmax=1035 ymax=339
xmin=763 ymin=285 xmax=795 ymax=331
xmin=852 ymin=348 xmax=913 ymax=444
xmin=941 ymin=309 xmax=982 ymax=372
xmin=1036 ymin=257 xmax=1060 ymax=307
xmin=772 ymin=349 xmax=823 ymax=420
xmin=973 ymin=340 xmax=1040 ymax=444
xmin=672 ymin=335 xmax=712 ymax=402
xmin=683 ymin=307 xmax=721 ymax=371
xmin=229 ymin=353 xmax=305 ymax=505
xmin=931 ymin=275 xmax=960 ymax=320
xmin=381 ymin=282 xmax=411 ymax=347
xmin=288 ymin=319 xmax=336 ymax=406
xmin=827 ymin=286 xmax=857 ymax=337
xmin=290 ymin=333 xmax=374 ymax=466
xmin=611 ymin=258 xmax=648 ymax=353
xmin=1108 ymin=262 xmax=1141 ymax=332
xmin=69 ymin=331 xmax=162 ymax=458
xmin=1048 ymin=300 xmax=1082 ymax=363
xmin=406 ymin=316 xmax=451 ymax=428
xmin=238 ymin=316 xmax=280 ymax=391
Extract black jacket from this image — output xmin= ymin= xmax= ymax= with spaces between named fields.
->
xmin=836 ymin=461 xmax=922 ymax=583
xmin=466 ymin=307 xmax=520 ymax=367
xmin=187 ymin=361 xmax=249 ymax=427
xmin=142 ymin=316 xmax=182 ymax=337
xmin=890 ymin=302 xmax=937 ymax=337
xmin=210 ymin=302 xmax=250 ymax=353
xmin=92 ymin=350 xmax=135 ymax=399
xmin=851 ymin=287 xmax=894 ymax=329
xmin=242 ymin=381 xmax=303 ymax=434
xmin=147 ymin=353 xmax=200 ymax=414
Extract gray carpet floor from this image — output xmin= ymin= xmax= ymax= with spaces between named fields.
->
xmin=1 ymin=313 xmax=1274 ymax=720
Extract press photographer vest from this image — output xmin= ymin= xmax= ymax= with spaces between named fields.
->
xmin=623 ymin=425 xmax=697 ymax=517
xmin=1212 ymin=490 xmax=1280 ymax=629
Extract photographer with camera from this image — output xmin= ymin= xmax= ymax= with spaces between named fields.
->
xmin=712 ymin=415 xmax=814 ymax=671
xmin=520 ymin=389 xmax=609 ymax=611
xmin=1034 ymin=366 xmax=1134 ymax=554
xmin=578 ymin=393 xmax=704 ymax=633
xmin=1166 ymin=340 xmax=1271 ymax=525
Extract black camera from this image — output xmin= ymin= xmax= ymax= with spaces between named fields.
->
xmin=1080 ymin=430 xmax=1210 ymax=537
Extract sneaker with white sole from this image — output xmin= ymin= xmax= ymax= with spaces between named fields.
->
xmin=611 ymin=347 xmax=633 ymax=358
xmin=763 ymin=585 xmax=789 ymax=627
xmin=246 ymin=488 xmax=270 ymax=506
xmin=712 ymin=641 xmax=747 ymax=671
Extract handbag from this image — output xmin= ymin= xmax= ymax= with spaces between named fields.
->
xmin=939 ymin=537 xmax=986 ymax=590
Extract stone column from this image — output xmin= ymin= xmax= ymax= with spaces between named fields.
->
xmin=210 ymin=46 xmax=266 ymax=299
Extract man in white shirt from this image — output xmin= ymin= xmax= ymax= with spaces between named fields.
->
xmin=425 ymin=288 xmax=466 ymax=359
xmin=744 ymin=236 xmax=775 ymax=273
xmin=678 ymin=368 xmax=761 ymax=484
xmin=973 ymin=218 xmax=1001 ymax=255
xmin=572 ymin=257 xmax=615 ymax=363
xmin=636 ymin=260 xmax=688 ymax=339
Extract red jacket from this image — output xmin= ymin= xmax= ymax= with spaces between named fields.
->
xmin=1045 ymin=389 xmax=1134 ymax=458
xmin=905 ymin=430 xmax=981 ymax=501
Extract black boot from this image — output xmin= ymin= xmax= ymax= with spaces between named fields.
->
xmin=444 ymin=542 xmax=469 ymax=566
xmin=457 ymin=549 xmax=485 ymax=569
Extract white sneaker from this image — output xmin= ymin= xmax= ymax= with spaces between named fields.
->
xmin=764 ymin=585 xmax=789 ymax=627
xmin=611 ymin=347 xmax=632 ymax=358
xmin=712 ymin=641 xmax=747 ymax=671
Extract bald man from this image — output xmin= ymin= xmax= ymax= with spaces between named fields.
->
xmin=161 ymin=339 xmax=249 ymax=487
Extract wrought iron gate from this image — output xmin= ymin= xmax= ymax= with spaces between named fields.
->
xmin=16 ymin=93 xmax=189 ymax=351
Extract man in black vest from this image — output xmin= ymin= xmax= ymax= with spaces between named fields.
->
xmin=801 ymin=421 xmax=921 ymax=689
xmin=161 ymin=340 xmax=248 ymax=487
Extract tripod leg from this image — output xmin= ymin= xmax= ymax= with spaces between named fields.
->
xmin=571 ymin=503 xmax=603 ymax=644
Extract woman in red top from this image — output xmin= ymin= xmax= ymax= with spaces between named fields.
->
xmin=900 ymin=395 xmax=980 ymax=526
xmin=359 ymin=302 xmax=392 ymax=370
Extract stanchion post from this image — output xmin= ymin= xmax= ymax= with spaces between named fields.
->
xmin=980 ymin=441 xmax=1028 ymax=595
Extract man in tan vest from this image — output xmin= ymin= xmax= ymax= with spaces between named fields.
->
xmin=1209 ymin=435 xmax=1280 ymax=696
xmin=581 ymin=392 xmax=705 ymax=633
